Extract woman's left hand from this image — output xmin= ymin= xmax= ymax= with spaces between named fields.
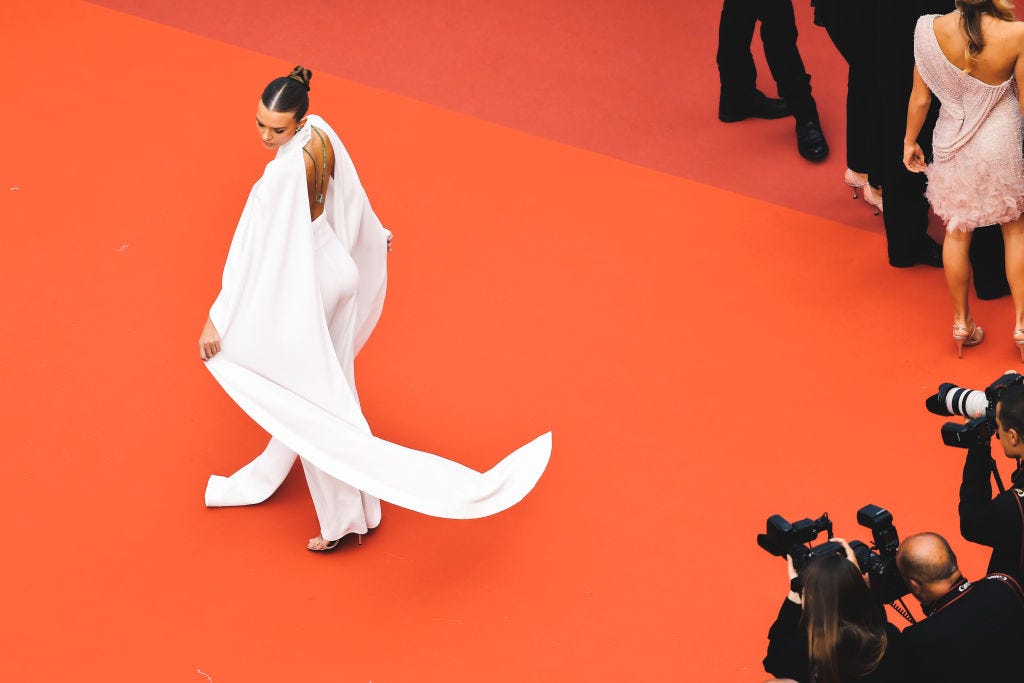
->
xmin=903 ymin=142 xmax=927 ymax=173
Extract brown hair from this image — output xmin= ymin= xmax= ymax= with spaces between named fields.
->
xmin=957 ymin=0 xmax=1016 ymax=67
xmin=801 ymin=555 xmax=888 ymax=683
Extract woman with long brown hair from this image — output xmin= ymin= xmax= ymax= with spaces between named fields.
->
xmin=904 ymin=0 xmax=1024 ymax=359
xmin=763 ymin=543 xmax=904 ymax=682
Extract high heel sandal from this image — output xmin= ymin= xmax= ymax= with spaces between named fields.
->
xmin=844 ymin=168 xmax=868 ymax=199
xmin=1014 ymin=329 xmax=1024 ymax=362
xmin=953 ymin=321 xmax=984 ymax=358
xmin=307 ymin=533 xmax=363 ymax=553
xmin=862 ymin=185 xmax=883 ymax=216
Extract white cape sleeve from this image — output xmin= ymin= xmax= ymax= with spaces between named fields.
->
xmin=203 ymin=121 xmax=550 ymax=519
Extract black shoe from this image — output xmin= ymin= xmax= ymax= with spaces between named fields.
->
xmin=795 ymin=120 xmax=829 ymax=161
xmin=718 ymin=91 xmax=791 ymax=123
xmin=889 ymin=240 xmax=943 ymax=269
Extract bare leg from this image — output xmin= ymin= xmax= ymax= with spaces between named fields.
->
xmin=944 ymin=229 xmax=974 ymax=324
xmin=1002 ymin=218 xmax=1024 ymax=331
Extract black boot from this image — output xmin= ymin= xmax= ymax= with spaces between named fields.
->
xmin=719 ymin=89 xmax=791 ymax=122
xmin=795 ymin=119 xmax=829 ymax=161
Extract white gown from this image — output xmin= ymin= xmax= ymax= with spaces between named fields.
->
xmin=203 ymin=115 xmax=551 ymax=538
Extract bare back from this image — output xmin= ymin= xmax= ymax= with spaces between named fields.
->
xmin=933 ymin=11 xmax=1024 ymax=85
xmin=303 ymin=126 xmax=336 ymax=220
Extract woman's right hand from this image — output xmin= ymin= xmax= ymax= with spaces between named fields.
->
xmin=830 ymin=537 xmax=858 ymax=566
xmin=199 ymin=317 xmax=221 ymax=361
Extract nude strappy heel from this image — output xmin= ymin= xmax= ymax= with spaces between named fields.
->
xmin=862 ymin=185 xmax=883 ymax=216
xmin=307 ymin=533 xmax=363 ymax=553
xmin=844 ymin=168 xmax=868 ymax=199
xmin=953 ymin=321 xmax=984 ymax=358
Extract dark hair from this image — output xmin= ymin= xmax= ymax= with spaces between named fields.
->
xmin=998 ymin=384 xmax=1024 ymax=439
xmin=801 ymin=555 xmax=887 ymax=683
xmin=957 ymin=0 xmax=1015 ymax=66
xmin=261 ymin=65 xmax=313 ymax=121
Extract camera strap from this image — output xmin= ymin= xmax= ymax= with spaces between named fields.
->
xmin=981 ymin=573 xmax=1024 ymax=606
xmin=926 ymin=577 xmax=972 ymax=617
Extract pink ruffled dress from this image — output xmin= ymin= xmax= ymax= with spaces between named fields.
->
xmin=914 ymin=15 xmax=1024 ymax=232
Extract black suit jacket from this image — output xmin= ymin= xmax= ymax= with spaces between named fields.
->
xmin=960 ymin=445 xmax=1024 ymax=582
xmin=901 ymin=575 xmax=1024 ymax=683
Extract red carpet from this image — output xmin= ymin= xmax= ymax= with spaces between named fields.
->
xmin=88 ymin=0 xmax=898 ymax=236
xmin=2 ymin=1 xmax=1018 ymax=681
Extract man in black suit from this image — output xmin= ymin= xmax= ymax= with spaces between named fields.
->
xmin=716 ymin=0 xmax=829 ymax=161
xmin=896 ymin=532 xmax=1024 ymax=682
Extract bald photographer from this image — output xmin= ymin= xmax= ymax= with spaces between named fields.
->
xmin=896 ymin=532 xmax=1024 ymax=682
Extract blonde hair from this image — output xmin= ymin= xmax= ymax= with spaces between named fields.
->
xmin=957 ymin=0 xmax=1016 ymax=67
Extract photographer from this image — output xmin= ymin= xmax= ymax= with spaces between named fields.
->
xmin=763 ymin=540 xmax=904 ymax=682
xmin=959 ymin=383 xmax=1024 ymax=581
xmin=896 ymin=532 xmax=1024 ymax=682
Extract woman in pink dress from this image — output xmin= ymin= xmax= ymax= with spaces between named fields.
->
xmin=904 ymin=0 xmax=1024 ymax=359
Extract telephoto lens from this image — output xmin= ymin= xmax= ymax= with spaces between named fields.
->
xmin=926 ymin=383 xmax=988 ymax=418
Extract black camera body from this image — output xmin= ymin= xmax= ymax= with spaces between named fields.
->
xmin=757 ymin=504 xmax=908 ymax=605
xmin=926 ymin=372 xmax=1024 ymax=448
xmin=849 ymin=504 xmax=907 ymax=605
xmin=757 ymin=513 xmax=842 ymax=572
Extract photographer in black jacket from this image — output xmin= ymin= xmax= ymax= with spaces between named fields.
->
xmin=763 ymin=540 xmax=904 ymax=682
xmin=959 ymin=383 xmax=1024 ymax=581
xmin=896 ymin=532 xmax=1024 ymax=682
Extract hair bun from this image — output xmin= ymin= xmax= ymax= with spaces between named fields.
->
xmin=287 ymin=65 xmax=312 ymax=91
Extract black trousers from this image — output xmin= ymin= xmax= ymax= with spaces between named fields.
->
xmin=716 ymin=0 xmax=819 ymax=124
xmin=874 ymin=0 xmax=935 ymax=264
xmin=817 ymin=1 xmax=880 ymax=181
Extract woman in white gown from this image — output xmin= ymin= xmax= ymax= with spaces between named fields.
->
xmin=198 ymin=67 xmax=550 ymax=552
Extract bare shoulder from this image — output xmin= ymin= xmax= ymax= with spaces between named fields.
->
xmin=931 ymin=12 xmax=964 ymax=43
xmin=995 ymin=19 xmax=1024 ymax=52
xmin=933 ymin=11 xmax=959 ymax=30
xmin=1008 ymin=19 xmax=1024 ymax=38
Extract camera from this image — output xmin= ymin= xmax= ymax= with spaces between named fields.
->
xmin=849 ymin=504 xmax=907 ymax=605
xmin=757 ymin=504 xmax=908 ymax=607
xmin=926 ymin=372 xmax=1024 ymax=448
xmin=757 ymin=512 xmax=843 ymax=572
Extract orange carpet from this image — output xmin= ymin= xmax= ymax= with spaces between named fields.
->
xmin=2 ymin=2 xmax=1018 ymax=681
